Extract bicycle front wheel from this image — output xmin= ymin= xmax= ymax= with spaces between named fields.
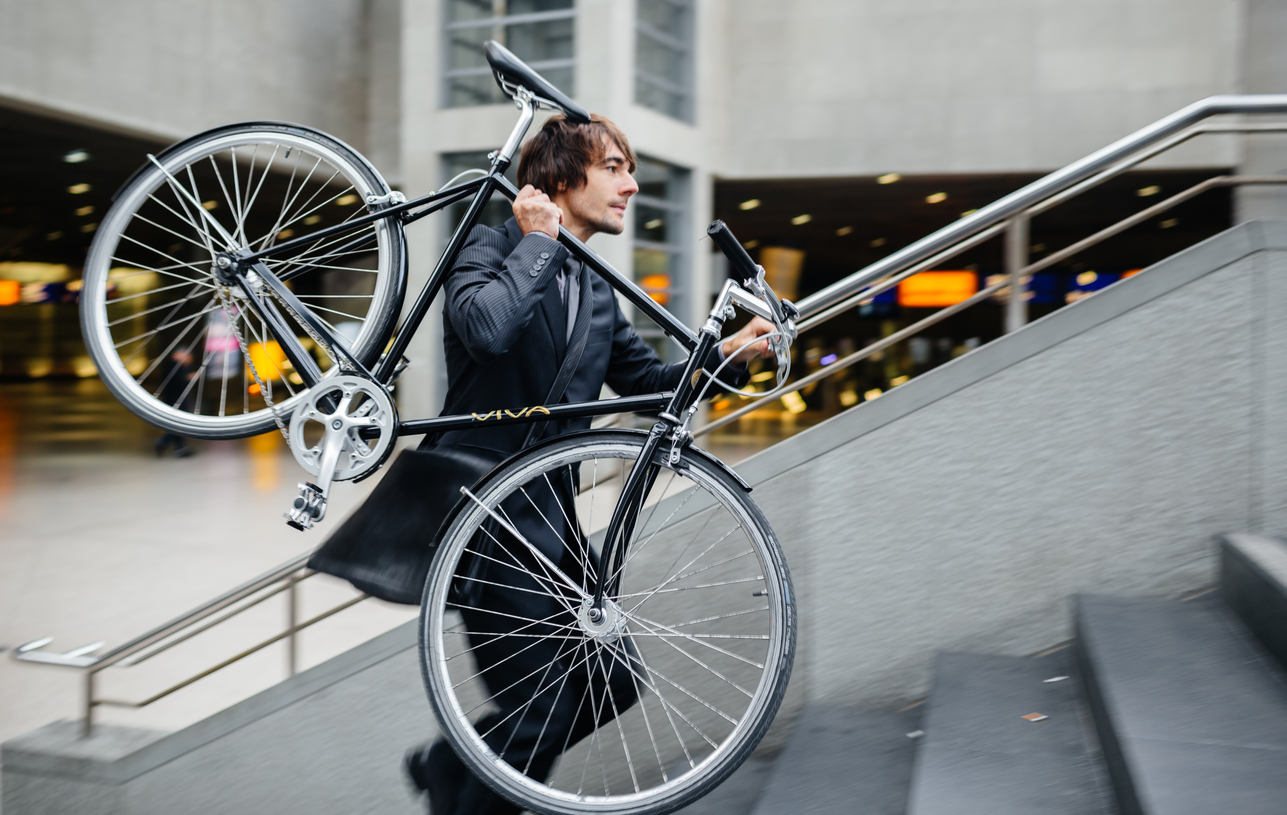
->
xmin=81 ymin=122 xmax=406 ymax=439
xmin=420 ymin=430 xmax=795 ymax=815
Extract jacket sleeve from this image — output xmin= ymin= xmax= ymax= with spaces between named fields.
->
xmin=443 ymin=226 xmax=569 ymax=364
xmin=604 ymin=297 xmax=751 ymax=398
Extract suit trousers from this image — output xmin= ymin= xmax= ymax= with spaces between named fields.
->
xmin=431 ymin=491 xmax=641 ymax=814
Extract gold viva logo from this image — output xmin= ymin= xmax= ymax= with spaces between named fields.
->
xmin=471 ymin=406 xmax=552 ymax=421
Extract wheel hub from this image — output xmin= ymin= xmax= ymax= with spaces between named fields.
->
xmin=577 ymin=599 xmax=628 ymax=641
xmin=212 ymin=252 xmax=239 ymax=285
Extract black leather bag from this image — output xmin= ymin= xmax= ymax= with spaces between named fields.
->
xmin=307 ymin=265 xmax=591 ymax=605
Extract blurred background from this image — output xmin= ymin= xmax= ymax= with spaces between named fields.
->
xmin=4 ymin=2 xmax=1287 ymax=814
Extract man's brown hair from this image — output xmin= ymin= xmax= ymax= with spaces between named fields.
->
xmin=517 ymin=113 xmax=637 ymax=194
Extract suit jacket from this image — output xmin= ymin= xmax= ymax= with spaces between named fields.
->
xmin=434 ymin=217 xmax=742 ymax=455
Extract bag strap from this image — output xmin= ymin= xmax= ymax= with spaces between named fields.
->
xmin=523 ymin=256 xmax=593 ymax=446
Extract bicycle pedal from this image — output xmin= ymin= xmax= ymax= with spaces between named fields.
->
xmin=284 ymin=482 xmax=327 ymax=531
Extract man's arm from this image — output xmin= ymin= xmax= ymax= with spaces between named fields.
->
xmin=443 ymin=225 xmax=568 ymax=365
xmin=604 ymin=302 xmax=767 ymax=398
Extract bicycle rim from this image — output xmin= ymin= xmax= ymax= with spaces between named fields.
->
xmin=420 ymin=432 xmax=795 ymax=815
xmin=81 ymin=124 xmax=405 ymax=439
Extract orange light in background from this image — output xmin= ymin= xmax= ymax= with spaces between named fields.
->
xmin=246 ymin=341 xmax=287 ymax=381
xmin=0 ymin=280 xmax=19 ymax=306
xmin=1122 ymin=269 xmax=1142 ymax=278
xmin=639 ymin=274 xmax=670 ymax=305
xmin=898 ymin=271 xmax=977 ymax=307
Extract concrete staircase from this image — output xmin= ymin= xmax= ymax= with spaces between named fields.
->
xmin=704 ymin=534 xmax=1287 ymax=815
xmin=10 ymin=221 xmax=1287 ymax=814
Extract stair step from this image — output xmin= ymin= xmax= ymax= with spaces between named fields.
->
xmin=743 ymin=705 xmax=919 ymax=815
xmin=907 ymin=651 xmax=1114 ymax=815
xmin=1221 ymin=534 xmax=1287 ymax=671
xmin=1075 ymin=594 xmax=1287 ymax=815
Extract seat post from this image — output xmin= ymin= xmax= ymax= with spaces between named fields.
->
xmin=494 ymin=89 xmax=536 ymax=172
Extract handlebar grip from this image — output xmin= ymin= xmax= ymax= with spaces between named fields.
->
xmin=707 ymin=220 xmax=759 ymax=285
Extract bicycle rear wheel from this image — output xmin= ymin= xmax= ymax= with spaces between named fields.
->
xmin=80 ymin=122 xmax=406 ymax=439
xmin=419 ymin=430 xmax=795 ymax=815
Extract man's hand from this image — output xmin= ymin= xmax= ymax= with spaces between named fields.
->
xmin=513 ymin=184 xmax=563 ymax=239
xmin=722 ymin=317 xmax=776 ymax=365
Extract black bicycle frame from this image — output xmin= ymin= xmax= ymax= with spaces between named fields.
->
xmin=228 ymin=157 xmax=725 ymax=611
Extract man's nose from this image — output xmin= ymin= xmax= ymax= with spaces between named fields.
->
xmin=621 ymin=172 xmax=639 ymax=196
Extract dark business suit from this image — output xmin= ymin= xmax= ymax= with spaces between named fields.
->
xmin=417 ymin=218 xmax=743 ymax=814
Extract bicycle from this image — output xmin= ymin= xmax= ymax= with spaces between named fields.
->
xmin=80 ymin=40 xmax=798 ymax=815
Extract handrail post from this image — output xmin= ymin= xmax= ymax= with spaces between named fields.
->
xmin=1005 ymin=215 xmax=1030 ymax=333
xmin=82 ymin=669 xmax=95 ymax=738
xmin=286 ymin=572 xmax=299 ymax=677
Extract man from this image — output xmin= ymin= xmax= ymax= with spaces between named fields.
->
xmin=405 ymin=113 xmax=774 ymax=814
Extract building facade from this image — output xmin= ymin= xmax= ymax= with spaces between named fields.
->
xmin=2 ymin=0 xmax=1284 ymax=415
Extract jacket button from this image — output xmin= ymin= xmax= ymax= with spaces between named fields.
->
xmin=539 ymin=252 xmax=550 ymax=259
xmin=530 ymin=269 xmax=539 ymax=277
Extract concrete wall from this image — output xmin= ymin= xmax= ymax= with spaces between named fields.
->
xmin=0 ymin=0 xmax=373 ymax=147
xmin=2 ymin=626 xmax=433 ymax=815
xmin=715 ymin=0 xmax=1247 ymax=178
xmin=736 ymin=220 xmax=1287 ymax=708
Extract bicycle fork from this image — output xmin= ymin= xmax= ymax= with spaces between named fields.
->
xmin=588 ymin=326 xmax=721 ymax=617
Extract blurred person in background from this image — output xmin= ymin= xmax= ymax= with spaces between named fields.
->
xmin=153 ymin=349 xmax=194 ymax=458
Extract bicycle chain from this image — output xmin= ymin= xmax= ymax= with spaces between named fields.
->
xmin=214 ymin=285 xmax=290 ymax=440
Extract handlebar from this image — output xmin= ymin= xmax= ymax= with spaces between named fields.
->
xmin=706 ymin=220 xmax=799 ymax=374
xmin=707 ymin=220 xmax=759 ymax=286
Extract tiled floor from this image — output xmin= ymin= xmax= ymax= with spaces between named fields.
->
xmin=0 ymin=380 xmax=781 ymax=747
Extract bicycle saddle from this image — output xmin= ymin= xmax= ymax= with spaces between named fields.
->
xmin=484 ymin=40 xmax=591 ymax=124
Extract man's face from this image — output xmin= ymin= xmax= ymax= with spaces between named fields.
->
xmin=553 ymin=140 xmax=638 ymax=240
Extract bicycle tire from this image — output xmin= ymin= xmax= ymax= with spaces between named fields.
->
xmin=81 ymin=122 xmax=406 ymax=439
xmin=419 ymin=430 xmax=795 ymax=815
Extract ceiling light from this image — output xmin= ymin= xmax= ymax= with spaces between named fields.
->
xmin=278 ymin=229 xmax=295 ymax=239
xmin=80 ymin=222 xmax=98 ymax=233
xmin=63 ymin=150 xmax=90 ymax=163
xmin=791 ymin=214 xmax=812 ymax=225
xmin=836 ymin=226 xmax=853 ymax=236
xmin=926 ymin=192 xmax=947 ymax=204
xmin=336 ymin=194 xmax=359 ymax=206
xmin=645 ymin=218 xmax=663 ymax=230
xmin=864 ymin=388 xmax=883 ymax=401
xmin=742 ymin=240 xmax=758 ymax=249
xmin=877 ymin=173 xmax=901 ymax=185
xmin=739 ymin=199 xmax=761 ymax=210
xmin=1031 ymin=243 xmax=1045 ymax=252
xmin=750 ymin=371 xmax=776 ymax=383
xmin=303 ymin=215 xmax=322 ymax=226
xmin=202 ymin=200 xmax=218 ymax=210
xmin=1137 ymin=185 xmax=1161 ymax=197
xmin=68 ymin=183 xmax=91 ymax=194
xmin=45 ymin=231 xmax=63 ymax=241
xmin=870 ymin=237 xmax=887 ymax=248
xmin=75 ymin=205 xmax=94 ymax=217
xmin=960 ymin=209 xmax=978 ymax=217
xmin=1076 ymin=271 xmax=1098 ymax=286
xmin=1160 ymin=218 xmax=1179 ymax=228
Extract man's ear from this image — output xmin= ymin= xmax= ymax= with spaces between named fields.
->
xmin=556 ymin=180 xmax=568 ymax=193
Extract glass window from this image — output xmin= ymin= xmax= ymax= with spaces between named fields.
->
xmin=445 ymin=0 xmax=576 ymax=108
xmin=631 ymin=156 xmax=690 ymax=360
xmin=635 ymin=0 xmax=693 ymax=122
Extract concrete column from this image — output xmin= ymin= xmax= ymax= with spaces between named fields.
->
xmin=1236 ymin=0 xmax=1287 ymax=222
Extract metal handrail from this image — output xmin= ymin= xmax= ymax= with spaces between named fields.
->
xmin=793 ymin=95 xmax=1287 ymax=321
xmin=695 ymin=97 xmax=1287 ymax=435
xmin=16 ymin=95 xmax=1287 ymax=738
xmin=12 ymin=547 xmax=370 ymax=736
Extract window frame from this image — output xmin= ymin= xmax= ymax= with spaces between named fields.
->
xmin=442 ymin=1 xmax=577 ymax=109
xmin=634 ymin=0 xmax=695 ymax=123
